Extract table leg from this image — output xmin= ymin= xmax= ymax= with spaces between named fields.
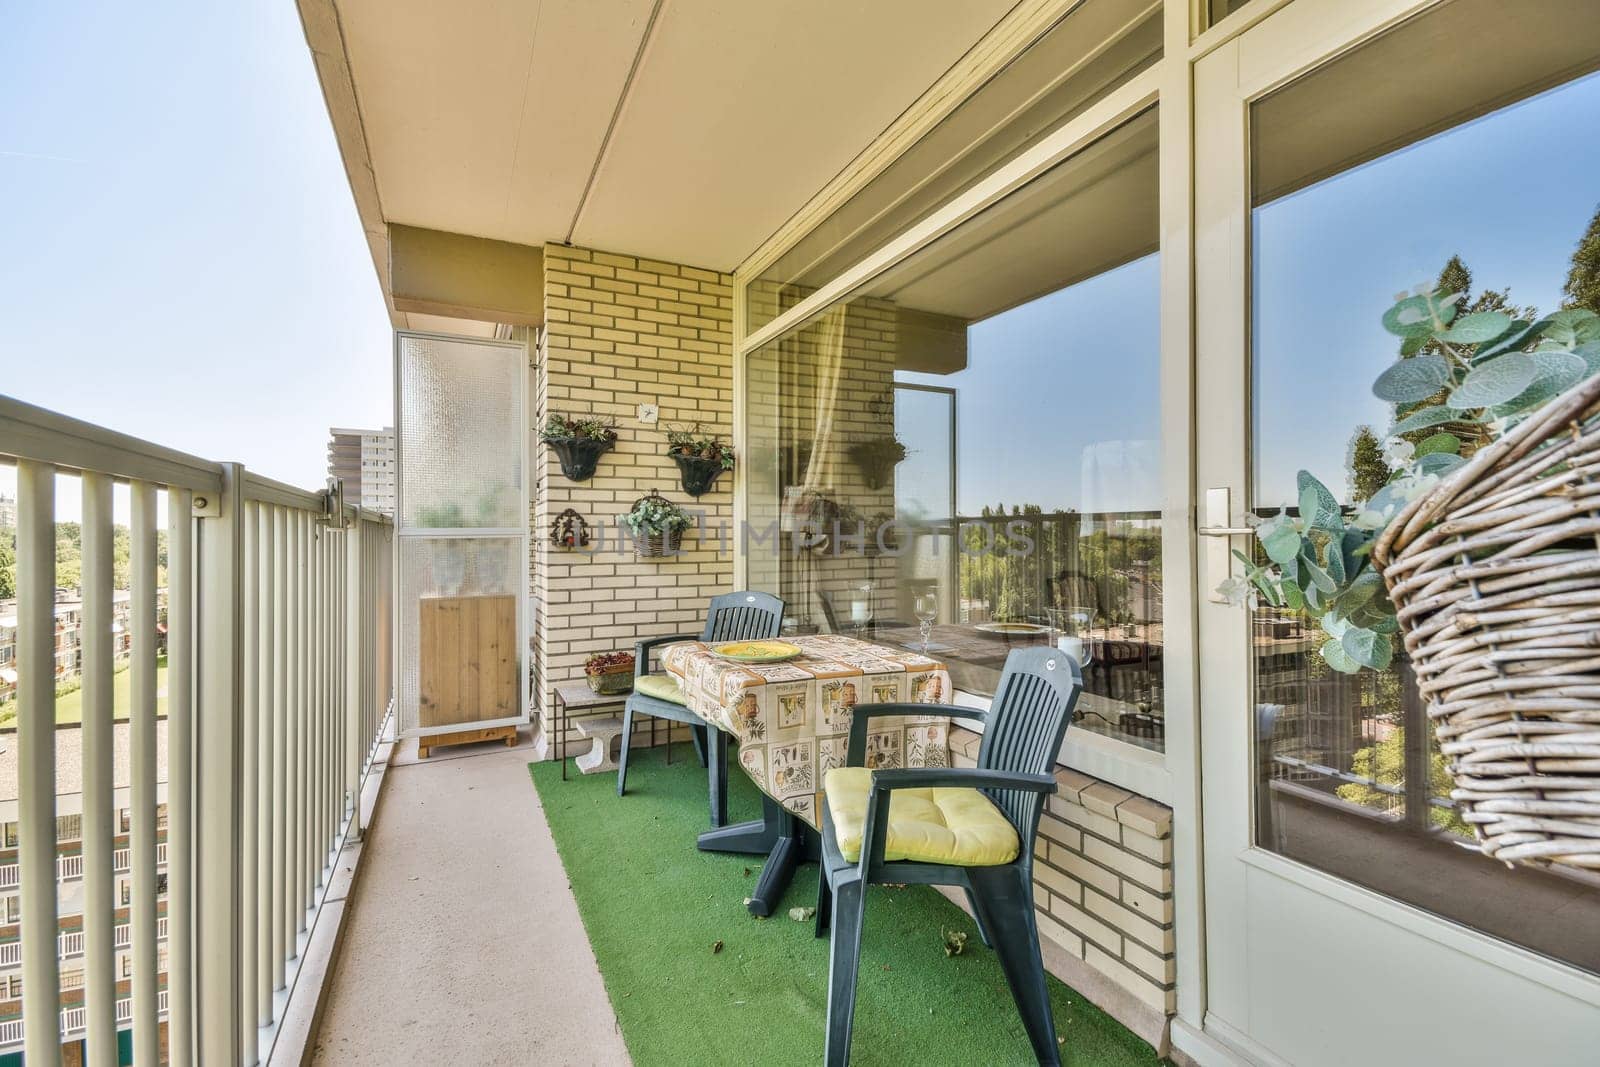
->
xmin=558 ymin=695 xmax=567 ymax=782
xmin=707 ymin=727 xmax=728 ymax=828
xmin=697 ymin=795 xmax=818 ymax=917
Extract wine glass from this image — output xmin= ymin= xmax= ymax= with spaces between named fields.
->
xmin=913 ymin=594 xmax=938 ymax=653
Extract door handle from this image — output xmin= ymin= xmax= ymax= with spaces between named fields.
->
xmin=1202 ymin=488 xmax=1251 ymax=602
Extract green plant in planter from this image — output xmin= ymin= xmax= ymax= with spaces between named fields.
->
xmin=846 ymin=437 xmax=909 ymax=490
xmin=1220 ymin=288 xmax=1600 ymax=673
xmin=542 ymin=414 xmax=618 ymax=482
xmin=540 ymin=413 xmax=618 ymax=443
xmin=621 ymin=494 xmax=693 ymax=537
xmin=665 ymin=424 xmax=735 ymax=496
xmin=665 ymin=424 xmax=735 ymax=470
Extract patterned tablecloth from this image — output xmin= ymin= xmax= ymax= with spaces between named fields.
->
xmin=661 ymin=634 xmax=953 ymax=828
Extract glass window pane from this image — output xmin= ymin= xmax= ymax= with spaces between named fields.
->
xmin=1250 ymin=1 xmax=1600 ymax=975
xmin=747 ymin=108 xmax=1164 ymax=752
xmin=397 ymin=334 xmax=523 ymax=529
xmin=396 ymin=536 xmax=522 ymax=734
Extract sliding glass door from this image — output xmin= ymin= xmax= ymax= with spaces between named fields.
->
xmin=1195 ymin=2 xmax=1600 ymax=1063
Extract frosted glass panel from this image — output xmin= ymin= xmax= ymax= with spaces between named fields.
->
xmin=398 ymin=335 xmax=523 ymax=529
xmin=397 ymin=536 xmax=522 ymax=733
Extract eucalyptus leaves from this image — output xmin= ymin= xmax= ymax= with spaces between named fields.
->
xmin=1221 ymin=288 xmax=1600 ymax=674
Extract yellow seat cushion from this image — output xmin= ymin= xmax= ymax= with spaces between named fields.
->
xmin=823 ymin=768 xmax=1019 ymax=867
xmin=632 ymin=673 xmax=687 ymax=706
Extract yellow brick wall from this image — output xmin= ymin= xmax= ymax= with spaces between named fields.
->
xmin=951 ymin=726 xmax=1176 ymax=1016
xmin=533 ymin=246 xmax=735 ymax=751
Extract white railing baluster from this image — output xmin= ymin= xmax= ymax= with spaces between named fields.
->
xmin=129 ymin=480 xmax=158 ymax=1065
xmin=292 ymin=511 xmax=307 ymax=936
xmin=168 ymin=486 xmax=194 ymax=1067
xmin=195 ymin=463 xmax=243 ymax=1062
xmin=256 ymin=505 xmax=275 ymax=1031
xmin=311 ymin=530 xmax=324 ymax=894
xmin=237 ymin=499 xmax=258 ymax=1067
xmin=345 ymin=523 xmax=358 ymax=830
xmin=80 ymin=472 xmax=117 ymax=1067
xmin=272 ymin=506 xmax=288 ymax=994
xmin=18 ymin=459 xmax=61 ymax=1067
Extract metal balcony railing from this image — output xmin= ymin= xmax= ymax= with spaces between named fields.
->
xmin=0 ymin=395 xmax=394 ymax=1064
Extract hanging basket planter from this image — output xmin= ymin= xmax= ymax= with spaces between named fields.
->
xmin=633 ymin=526 xmax=684 ymax=558
xmin=672 ymin=453 xmax=728 ymax=497
xmin=541 ymin=414 xmax=618 ymax=482
xmin=546 ymin=436 xmax=615 ymax=482
xmin=622 ymin=489 xmax=691 ymax=559
xmin=1373 ymin=372 xmax=1600 ymax=871
xmin=847 ymin=438 xmax=908 ymax=491
xmin=664 ymin=425 xmax=735 ymax=497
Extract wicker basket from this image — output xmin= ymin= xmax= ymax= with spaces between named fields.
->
xmin=627 ymin=489 xmax=687 ymax=558
xmin=634 ymin=528 xmax=683 ymax=558
xmin=1373 ymin=373 xmax=1600 ymax=870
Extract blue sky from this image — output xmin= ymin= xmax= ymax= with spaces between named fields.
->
xmin=1254 ymin=69 xmax=1600 ymax=507
xmin=0 ymin=1 xmax=391 ymax=515
xmin=901 ymin=68 xmax=1600 ymax=516
xmin=899 ymin=255 xmax=1161 ymax=516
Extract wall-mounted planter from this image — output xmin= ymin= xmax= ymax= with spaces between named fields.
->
xmin=546 ymin=436 xmax=614 ymax=482
xmin=671 ymin=453 xmax=729 ymax=497
xmin=847 ymin=438 xmax=908 ymax=491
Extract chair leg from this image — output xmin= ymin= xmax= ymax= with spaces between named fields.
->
xmin=691 ymin=723 xmax=709 ymax=768
xmin=615 ymin=706 xmax=636 ymax=798
xmin=824 ymin=876 xmax=867 ymax=1067
xmin=970 ymin=867 xmax=1060 ymax=1066
xmin=964 ymin=887 xmax=994 ymax=948
xmin=814 ymin=870 xmax=833 ymax=938
xmin=706 ymin=726 xmax=728 ymax=828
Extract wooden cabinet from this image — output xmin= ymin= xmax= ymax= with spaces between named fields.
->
xmin=418 ymin=594 xmax=518 ymax=730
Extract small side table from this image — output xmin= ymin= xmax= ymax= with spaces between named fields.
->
xmin=552 ymin=681 xmax=629 ymax=781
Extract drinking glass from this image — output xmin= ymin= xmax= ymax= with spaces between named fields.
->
xmin=913 ymin=594 xmax=938 ymax=653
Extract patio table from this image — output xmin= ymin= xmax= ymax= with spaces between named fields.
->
xmin=660 ymin=633 xmax=953 ymax=914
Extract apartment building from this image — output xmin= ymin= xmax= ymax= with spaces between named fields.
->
xmin=326 ymin=427 xmax=395 ymax=515
xmin=0 ymin=725 xmax=171 ymax=1064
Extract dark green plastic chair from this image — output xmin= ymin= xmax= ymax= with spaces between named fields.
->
xmin=616 ymin=590 xmax=784 ymax=826
xmin=816 ymin=647 xmax=1082 ymax=1066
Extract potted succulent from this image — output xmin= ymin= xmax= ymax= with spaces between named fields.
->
xmin=621 ymin=490 xmax=693 ymax=557
xmin=1221 ymin=286 xmax=1600 ymax=870
xmin=847 ymin=436 xmax=909 ymax=490
xmin=664 ymin=424 xmax=735 ymax=496
xmin=541 ymin=414 xmax=618 ymax=482
xmin=583 ymin=650 xmax=635 ymax=695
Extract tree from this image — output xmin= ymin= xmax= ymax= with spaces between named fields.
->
xmin=55 ymin=522 xmax=81 ymax=593
xmin=1346 ymin=425 xmax=1390 ymax=503
xmin=1335 ymin=729 xmax=1471 ymax=839
xmin=0 ymin=528 xmax=14 ymax=600
xmin=1428 ymin=254 xmax=1537 ymax=327
xmin=1564 ymin=203 xmax=1600 ymax=314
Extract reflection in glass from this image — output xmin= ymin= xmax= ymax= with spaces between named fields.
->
xmin=745 ymin=1 xmax=1163 ymax=335
xmin=746 ymin=110 xmax=1164 ymax=752
xmin=1250 ymin=15 xmax=1600 ymax=974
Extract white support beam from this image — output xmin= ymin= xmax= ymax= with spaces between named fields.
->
xmin=196 ymin=465 xmax=245 ymax=1063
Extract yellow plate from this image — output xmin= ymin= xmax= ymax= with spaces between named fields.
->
xmin=975 ymin=622 xmax=1050 ymax=636
xmin=710 ymin=640 xmax=803 ymax=663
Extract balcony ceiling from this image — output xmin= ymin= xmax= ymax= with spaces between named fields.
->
xmin=324 ymin=0 xmax=1019 ymax=273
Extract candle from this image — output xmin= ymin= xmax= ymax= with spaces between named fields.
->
xmin=1057 ymin=635 xmax=1086 ymax=666
xmin=851 ymin=600 xmax=869 ymax=623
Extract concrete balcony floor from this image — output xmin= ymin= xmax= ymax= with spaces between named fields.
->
xmin=312 ymin=732 xmax=628 ymax=1066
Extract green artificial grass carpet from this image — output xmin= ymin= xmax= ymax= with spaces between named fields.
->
xmin=529 ymin=747 xmax=1162 ymax=1067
